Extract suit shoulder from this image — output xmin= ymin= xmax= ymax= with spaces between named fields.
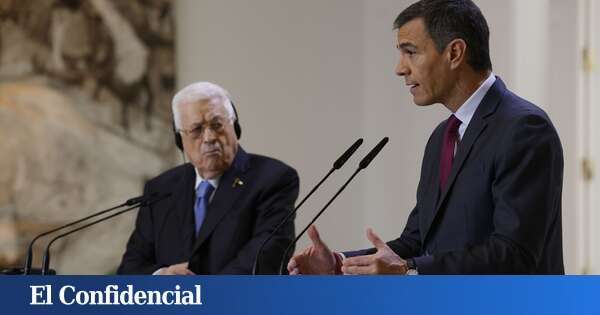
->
xmin=145 ymin=163 xmax=193 ymax=188
xmin=496 ymin=90 xmax=552 ymax=125
xmin=492 ymin=90 xmax=562 ymax=154
xmin=247 ymin=153 xmax=298 ymax=178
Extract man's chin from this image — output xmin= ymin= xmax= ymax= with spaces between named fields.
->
xmin=412 ymin=97 xmax=435 ymax=107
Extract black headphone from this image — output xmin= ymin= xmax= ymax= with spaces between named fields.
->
xmin=173 ymin=101 xmax=242 ymax=151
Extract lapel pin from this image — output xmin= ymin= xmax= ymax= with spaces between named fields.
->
xmin=233 ymin=177 xmax=244 ymax=188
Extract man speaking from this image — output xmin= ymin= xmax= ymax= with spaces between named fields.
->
xmin=118 ymin=82 xmax=299 ymax=274
xmin=288 ymin=0 xmax=564 ymax=275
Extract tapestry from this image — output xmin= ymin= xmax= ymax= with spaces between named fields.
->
xmin=0 ymin=0 xmax=176 ymax=274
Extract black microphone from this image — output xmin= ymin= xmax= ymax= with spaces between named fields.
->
xmin=22 ymin=194 xmax=152 ymax=275
xmin=359 ymin=137 xmax=389 ymax=169
xmin=251 ymin=138 xmax=363 ymax=275
xmin=278 ymin=137 xmax=389 ymax=274
xmin=40 ymin=192 xmax=172 ymax=275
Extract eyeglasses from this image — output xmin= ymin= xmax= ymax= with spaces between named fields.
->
xmin=177 ymin=119 xmax=230 ymax=140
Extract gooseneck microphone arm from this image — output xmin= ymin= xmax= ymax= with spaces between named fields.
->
xmin=23 ymin=195 xmax=145 ymax=275
xmin=251 ymin=138 xmax=364 ymax=275
xmin=278 ymin=168 xmax=361 ymax=275
xmin=40 ymin=192 xmax=171 ymax=275
xmin=278 ymin=137 xmax=389 ymax=275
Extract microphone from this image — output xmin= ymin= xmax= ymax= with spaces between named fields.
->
xmin=278 ymin=137 xmax=389 ymax=274
xmin=22 ymin=194 xmax=151 ymax=275
xmin=251 ymin=138 xmax=363 ymax=275
xmin=359 ymin=137 xmax=389 ymax=169
xmin=40 ymin=192 xmax=172 ymax=275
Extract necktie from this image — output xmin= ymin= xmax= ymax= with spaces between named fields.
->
xmin=439 ymin=114 xmax=462 ymax=191
xmin=194 ymin=181 xmax=214 ymax=235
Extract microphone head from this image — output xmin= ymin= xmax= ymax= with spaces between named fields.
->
xmin=359 ymin=137 xmax=389 ymax=169
xmin=142 ymin=192 xmax=172 ymax=206
xmin=333 ymin=138 xmax=363 ymax=169
xmin=126 ymin=192 xmax=172 ymax=207
xmin=124 ymin=195 xmax=146 ymax=206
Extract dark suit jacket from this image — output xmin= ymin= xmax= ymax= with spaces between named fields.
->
xmin=346 ymin=78 xmax=564 ymax=274
xmin=117 ymin=147 xmax=299 ymax=274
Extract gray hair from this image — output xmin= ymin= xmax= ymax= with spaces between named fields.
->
xmin=171 ymin=81 xmax=236 ymax=129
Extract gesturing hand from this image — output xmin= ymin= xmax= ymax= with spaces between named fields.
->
xmin=341 ymin=228 xmax=408 ymax=275
xmin=287 ymin=225 xmax=340 ymax=275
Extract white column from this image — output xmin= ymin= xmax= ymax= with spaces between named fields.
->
xmin=510 ymin=0 xmax=550 ymax=110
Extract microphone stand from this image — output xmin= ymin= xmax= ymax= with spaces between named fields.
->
xmin=251 ymin=138 xmax=363 ymax=275
xmin=278 ymin=137 xmax=389 ymax=274
xmin=23 ymin=195 xmax=145 ymax=275
xmin=40 ymin=193 xmax=171 ymax=275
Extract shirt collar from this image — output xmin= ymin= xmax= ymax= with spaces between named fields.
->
xmin=453 ymin=72 xmax=496 ymax=133
xmin=194 ymin=167 xmax=220 ymax=190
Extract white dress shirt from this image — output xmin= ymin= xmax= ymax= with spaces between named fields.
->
xmin=453 ymin=73 xmax=496 ymax=141
xmin=194 ymin=168 xmax=220 ymax=202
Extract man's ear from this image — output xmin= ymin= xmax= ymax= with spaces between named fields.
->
xmin=446 ymin=38 xmax=467 ymax=70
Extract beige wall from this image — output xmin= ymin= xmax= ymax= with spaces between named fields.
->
xmin=177 ymin=0 xmax=368 ymax=249
xmin=176 ymin=0 xmax=582 ymax=273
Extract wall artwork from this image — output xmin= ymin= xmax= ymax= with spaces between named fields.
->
xmin=0 ymin=0 xmax=176 ymax=274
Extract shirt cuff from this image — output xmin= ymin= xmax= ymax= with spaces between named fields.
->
xmin=152 ymin=267 xmax=165 ymax=275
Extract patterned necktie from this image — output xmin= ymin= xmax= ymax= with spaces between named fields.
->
xmin=439 ymin=114 xmax=462 ymax=191
xmin=194 ymin=181 xmax=214 ymax=236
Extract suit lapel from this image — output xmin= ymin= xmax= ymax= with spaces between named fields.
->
xmin=170 ymin=164 xmax=197 ymax=256
xmin=422 ymin=77 xmax=506 ymax=240
xmin=434 ymin=118 xmax=488 ymax=209
xmin=419 ymin=129 xmax=443 ymax=241
xmin=191 ymin=147 xmax=250 ymax=254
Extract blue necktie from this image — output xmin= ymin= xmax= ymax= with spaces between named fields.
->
xmin=194 ymin=181 xmax=214 ymax=236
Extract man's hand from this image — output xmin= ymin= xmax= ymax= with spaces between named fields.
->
xmin=156 ymin=262 xmax=195 ymax=275
xmin=342 ymin=228 xmax=408 ymax=275
xmin=287 ymin=225 xmax=340 ymax=275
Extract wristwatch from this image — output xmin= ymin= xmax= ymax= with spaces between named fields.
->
xmin=406 ymin=258 xmax=419 ymax=275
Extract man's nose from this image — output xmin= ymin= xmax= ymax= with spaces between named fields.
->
xmin=395 ymin=57 xmax=408 ymax=76
xmin=202 ymin=127 xmax=217 ymax=142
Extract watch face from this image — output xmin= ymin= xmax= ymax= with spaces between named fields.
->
xmin=406 ymin=269 xmax=419 ymax=276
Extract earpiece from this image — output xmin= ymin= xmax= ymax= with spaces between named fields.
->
xmin=231 ymin=101 xmax=242 ymax=140
xmin=173 ymin=122 xmax=184 ymax=151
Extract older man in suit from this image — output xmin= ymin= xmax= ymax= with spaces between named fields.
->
xmin=288 ymin=0 xmax=564 ymax=275
xmin=118 ymin=82 xmax=299 ymax=274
